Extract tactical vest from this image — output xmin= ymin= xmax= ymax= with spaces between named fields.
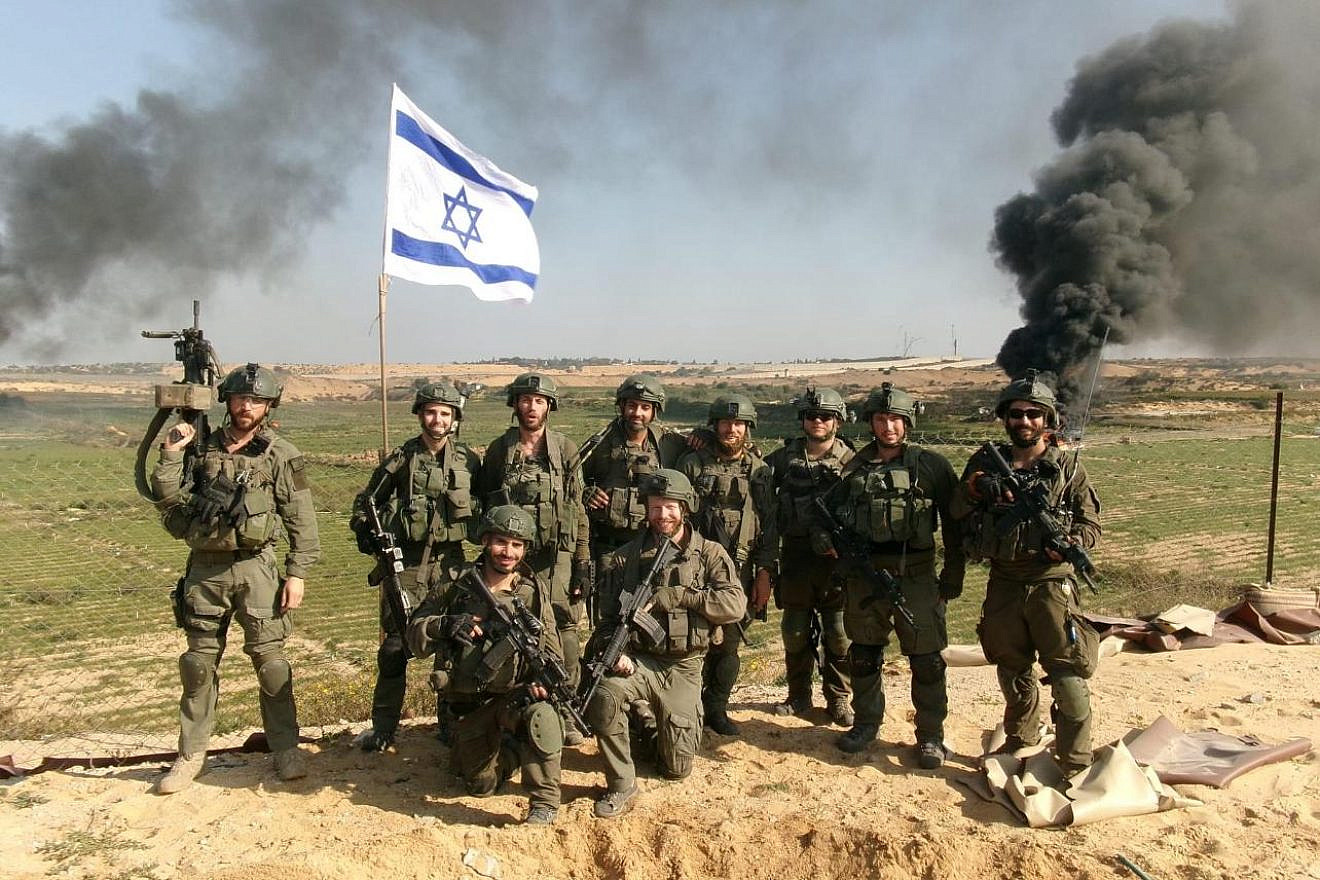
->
xmin=692 ymin=452 xmax=766 ymax=565
xmin=381 ymin=440 xmax=474 ymax=548
xmin=587 ymin=425 xmax=662 ymax=532
xmin=835 ymin=445 xmax=936 ymax=550
xmin=620 ymin=543 xmax=717 ymax=657
xmin=439 ymin=571 xmax=541 ymax=697
xmin=965 ymin=447 xmax=1079 ymax=562
xmin=166 ymin=433 xmax=279 ymax=551
xmin=774 ymin=438 xmax=848 ymax=537
xmin=493 ymin=430 xmax=577 ymax=552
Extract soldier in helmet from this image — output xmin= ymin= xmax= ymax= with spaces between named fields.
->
xmin=581 ymin=374 xmax=691 ymax=560
xmin=477 ymin=372 xmax=592 ymax=742
xmin=349 ymin=380 xmax=481 ymax=751
xmin=583 ymin=469 xmax=746 ymax=818
xmin=951 ymin=370 xmax=1102 ymax=776
xmin=676 ymin=394 xmax=777 ymax=737
xmin=815 ymin=383 xmax=964 ymax=769
xmin=150 ymin=363 xmax=321 ymax=792
xmin=764 ymin=387 xmax=855 ymax=726
xmin=405 ymin=506 xmax=564 ymax=825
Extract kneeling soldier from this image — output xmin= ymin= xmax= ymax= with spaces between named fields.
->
xmin=584 ymin=469 xmax=746 ymax=818
xmin=406 ymin=506 xmax=564 ymax=825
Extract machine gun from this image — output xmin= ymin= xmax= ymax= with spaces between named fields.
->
xmin=134 ymin=300 xmax=223 ymax=502
xmin=459 ymin=569 xmax=591 ymax=736
xmin=812 ymin=495 xmax=917 ymax=629
xmin=363 ymin=498 xmax=416 ymax=655
xmin=979 ymin=442 xmax=1099 ymax=593
xmin=578 ymin=537 xmax=680 ymax=711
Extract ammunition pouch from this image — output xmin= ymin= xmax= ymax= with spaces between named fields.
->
xmin=841 ymin=453 xmax=934 ymax=550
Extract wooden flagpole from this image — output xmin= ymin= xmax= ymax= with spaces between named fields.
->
xmin=377 ymin=272 xmax=390 ymax=461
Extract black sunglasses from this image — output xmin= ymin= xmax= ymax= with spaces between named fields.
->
xmin=1007 ymin=408 xmax=1046 ymax=420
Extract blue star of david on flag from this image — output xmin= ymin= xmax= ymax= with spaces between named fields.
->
xmin=441 ymin=186 xmax=482 ymax=249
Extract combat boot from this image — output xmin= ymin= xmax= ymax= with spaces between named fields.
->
xmin=772 ymin=696 xmax=812 ymax=717
xmin=274 ymin=746 xmax=308 ymax=781
xmin=156 ymin=753 xmax=206 ymax=795
xmin=525 ymin=805 xmax=558 ymax=825
xmin=353 ymin=727 xmax=395 ymax=752
xmin=827 ymin=700 xmax=854 ymax=727
xmin=704 ymin=708 xmax=740 ymax=736
xmin=593 ymin=784 xmax=638 ymax=819
xmin=836 ymin=723 xmax=879 ymax=754
xmin=917 ymin=740 xmax=947 ymax=770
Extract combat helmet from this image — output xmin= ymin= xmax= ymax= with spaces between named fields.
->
xmin=859 ymin=382 xmax=917 ymax=426
xmin=994 ymin=369 xmax=1058 ymax=426
xmin=615 ymin=374 xmax=667 ymax=415
xmin=505 ymin=372 xmax=559 ymax=411
xmin=638 ymin=468 xmax=699 ymax=513
xmin=217 ymin=363 xmax=283 ymax=407
xmin=477 ymin=505 xmax=538 ymax=543
xmin=707 ymin=393 xmax=758 ymax=429
xmin=795 ymin=386 xmax=847 ymax=421
xmin=412 ymin=380 xmax=467 ymax=418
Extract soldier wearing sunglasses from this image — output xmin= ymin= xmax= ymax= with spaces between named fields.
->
xmin=952 ymin=370 xmax=1103 ymax=777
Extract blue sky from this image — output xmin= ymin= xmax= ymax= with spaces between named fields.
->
xmin=0 ymin=0 xmax=1232 ymax=366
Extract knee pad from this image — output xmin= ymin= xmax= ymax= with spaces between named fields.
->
xmin=781 ymin=609 xmax=814 ymax=654
xmin=909 ymin=651 xmax=946 ymax=686
xmin=256 ymin=657 xmax=292 ymax=698
xmin=1049 ymin=674 xmax=1091 ymax=722
xmin=376 ymin=637 xmax=407 ymax=678
xmin=847 ymin=643 xmax=883 ymax=678
xmin=524 ymin=701 xmax=564 ymax=759
xmin=179 ymin=652 xmax=213 ymax=693
xmin=586 ymin=686 xmax=622 ymax=733
xmin=821 ymin=612 xmax=850 ymax=657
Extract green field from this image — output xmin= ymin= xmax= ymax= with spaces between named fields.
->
xmin=1 ymin=386 xmax=1312 ymax=751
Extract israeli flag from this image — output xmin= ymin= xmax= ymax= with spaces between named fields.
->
xmin=383 ymin=85 xmax=540 ymax=302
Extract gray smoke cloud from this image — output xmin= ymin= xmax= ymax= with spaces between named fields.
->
xmin=0 ymin=0 xmax=905 ymax=355
xmin=991 ymin=0 xmax=1320 ymax=404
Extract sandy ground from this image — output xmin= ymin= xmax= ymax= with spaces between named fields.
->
xmin=3 ymin=642 xmax=1317 ymax=880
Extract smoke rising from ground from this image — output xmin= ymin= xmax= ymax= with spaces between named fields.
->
xmin=991 ymin=1 xmax=1320 ymax=404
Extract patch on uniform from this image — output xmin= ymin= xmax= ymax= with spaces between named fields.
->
xmin=290 ymin=456 xmax=309 ymax=491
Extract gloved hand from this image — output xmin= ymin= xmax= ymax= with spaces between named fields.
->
xmin=570 ymin=558 xmax=594 ymax=602
xmin=971 ymin=472 xmax=1009 ymax=504
xmin=427 ymin=613 xmax=479 ymax=647
xmin=651 ymin=585 xmax=687 ymax=612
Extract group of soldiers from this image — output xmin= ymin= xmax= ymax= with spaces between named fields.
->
xmin=147 ymin=364 xmax=1102 ymax=824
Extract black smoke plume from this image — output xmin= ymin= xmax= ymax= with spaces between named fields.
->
xmin=991 ymin=1 xmax=1320 ymax=405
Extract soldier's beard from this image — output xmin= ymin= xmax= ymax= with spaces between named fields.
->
xmin=516 ymin=411 xmax=545 ymax=431
xmin=717 ymin=435 xmax=747 ymax=456
xmin=1008 ymin=424 xmax=1045 ymax=448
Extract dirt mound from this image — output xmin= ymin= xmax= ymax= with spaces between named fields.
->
xmin=2 ymin=642 xmax=1316 ymax=880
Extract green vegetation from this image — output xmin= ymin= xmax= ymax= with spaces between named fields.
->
xmin=3 ymin=385 xmax=1316 ymax=742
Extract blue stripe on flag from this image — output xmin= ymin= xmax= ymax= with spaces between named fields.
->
xmin=395 ymin=112 xmax=535 ymax=218
xmin=391 ymin=230 xmax=538 ymax=288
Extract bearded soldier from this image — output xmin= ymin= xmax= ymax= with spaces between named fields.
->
xmin=676 ymin=394 xmax=777 ymax=737
xmin=816 ymin=383 xmax=964 ymax=769
xmin=151 ymin=364 xmax=320 ymax=792
xmin=952 ymin=370 xmax=1102 ymax=776
xmin=581 ymin=374 xmax=690 ymax=560
xmin=405 ymin=506 xmax=564 ymax=825
xmin=764 ymin=387 xmax=854 ymax=726
xmin=584 ymin=470 xmax=746 ymax=818
xmin=349 ymin=381 xmax=480 ymax=751
xmin=477 ymin=372 xmax=591 ymax=742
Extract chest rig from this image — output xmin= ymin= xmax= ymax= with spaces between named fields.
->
xmin=966 ymin=447 xmax=1078 ymax=562
xmin=692 ymin=451 xmax=759 ymax=565
xmin=588 ymin=425 xmax=662 ymax=532
xmin=441 ymin=571 xmax=540 ymax=696
xmin=776 ymin=438 xmax=848 ymax=537
xmin=386 ymin=441 xmax=473 ymax=549
xmin=170 ymin=432 xmax=278 ymax=551
xmin=493 ymin=431 xmax=575 ymax=552
xmin=836 ymin=445 xmax=935 ymax=551
xmin=620 ymin=541 xmax=716 ymax=657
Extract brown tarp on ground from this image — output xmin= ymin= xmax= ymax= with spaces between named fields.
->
xmin=1087 ymin=603 xmax=1320 ymax=652
xmin=1123 ymin=714 xmax=1314 ymax=787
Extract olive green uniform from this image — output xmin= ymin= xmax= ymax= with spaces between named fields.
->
xmin=581 ymin=420 xmax=689 ymax=556
xmin=676 ymin=446 xmax=777 ymax=721
xmin=584 ymin=531 xmax=746 ymax=792
xmin=152 ymin=426 xmax=321 ymax=757
xmin=765 ymin=436 xmax=854 ymax=712
xmin=953 ymin=443 xmax=1102 ymax=771
xmin=816 ymin=441 xmax=964 ymax=747
xmin=349 ymin=435 xmax=480 ymax=740
xmin=405 ymin=560 xmax=563 ymax=812
xmin=478 ymin=428 xmax=590 ymax=687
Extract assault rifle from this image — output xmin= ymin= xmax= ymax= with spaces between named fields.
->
xmin=812 ymin=495 xmax=917 ymax=629
xmin=363 ymin=498 xmax=415 ymax=655
xmin=459 ymin=569 xmax=591 ymax=736
xmin=135 ymin=299 xmax=223 ymax=502
xmin=980 ymin=442 xmax=1098 ymax=593
xmin=578 ymin=537 xmax=680 ymax=710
